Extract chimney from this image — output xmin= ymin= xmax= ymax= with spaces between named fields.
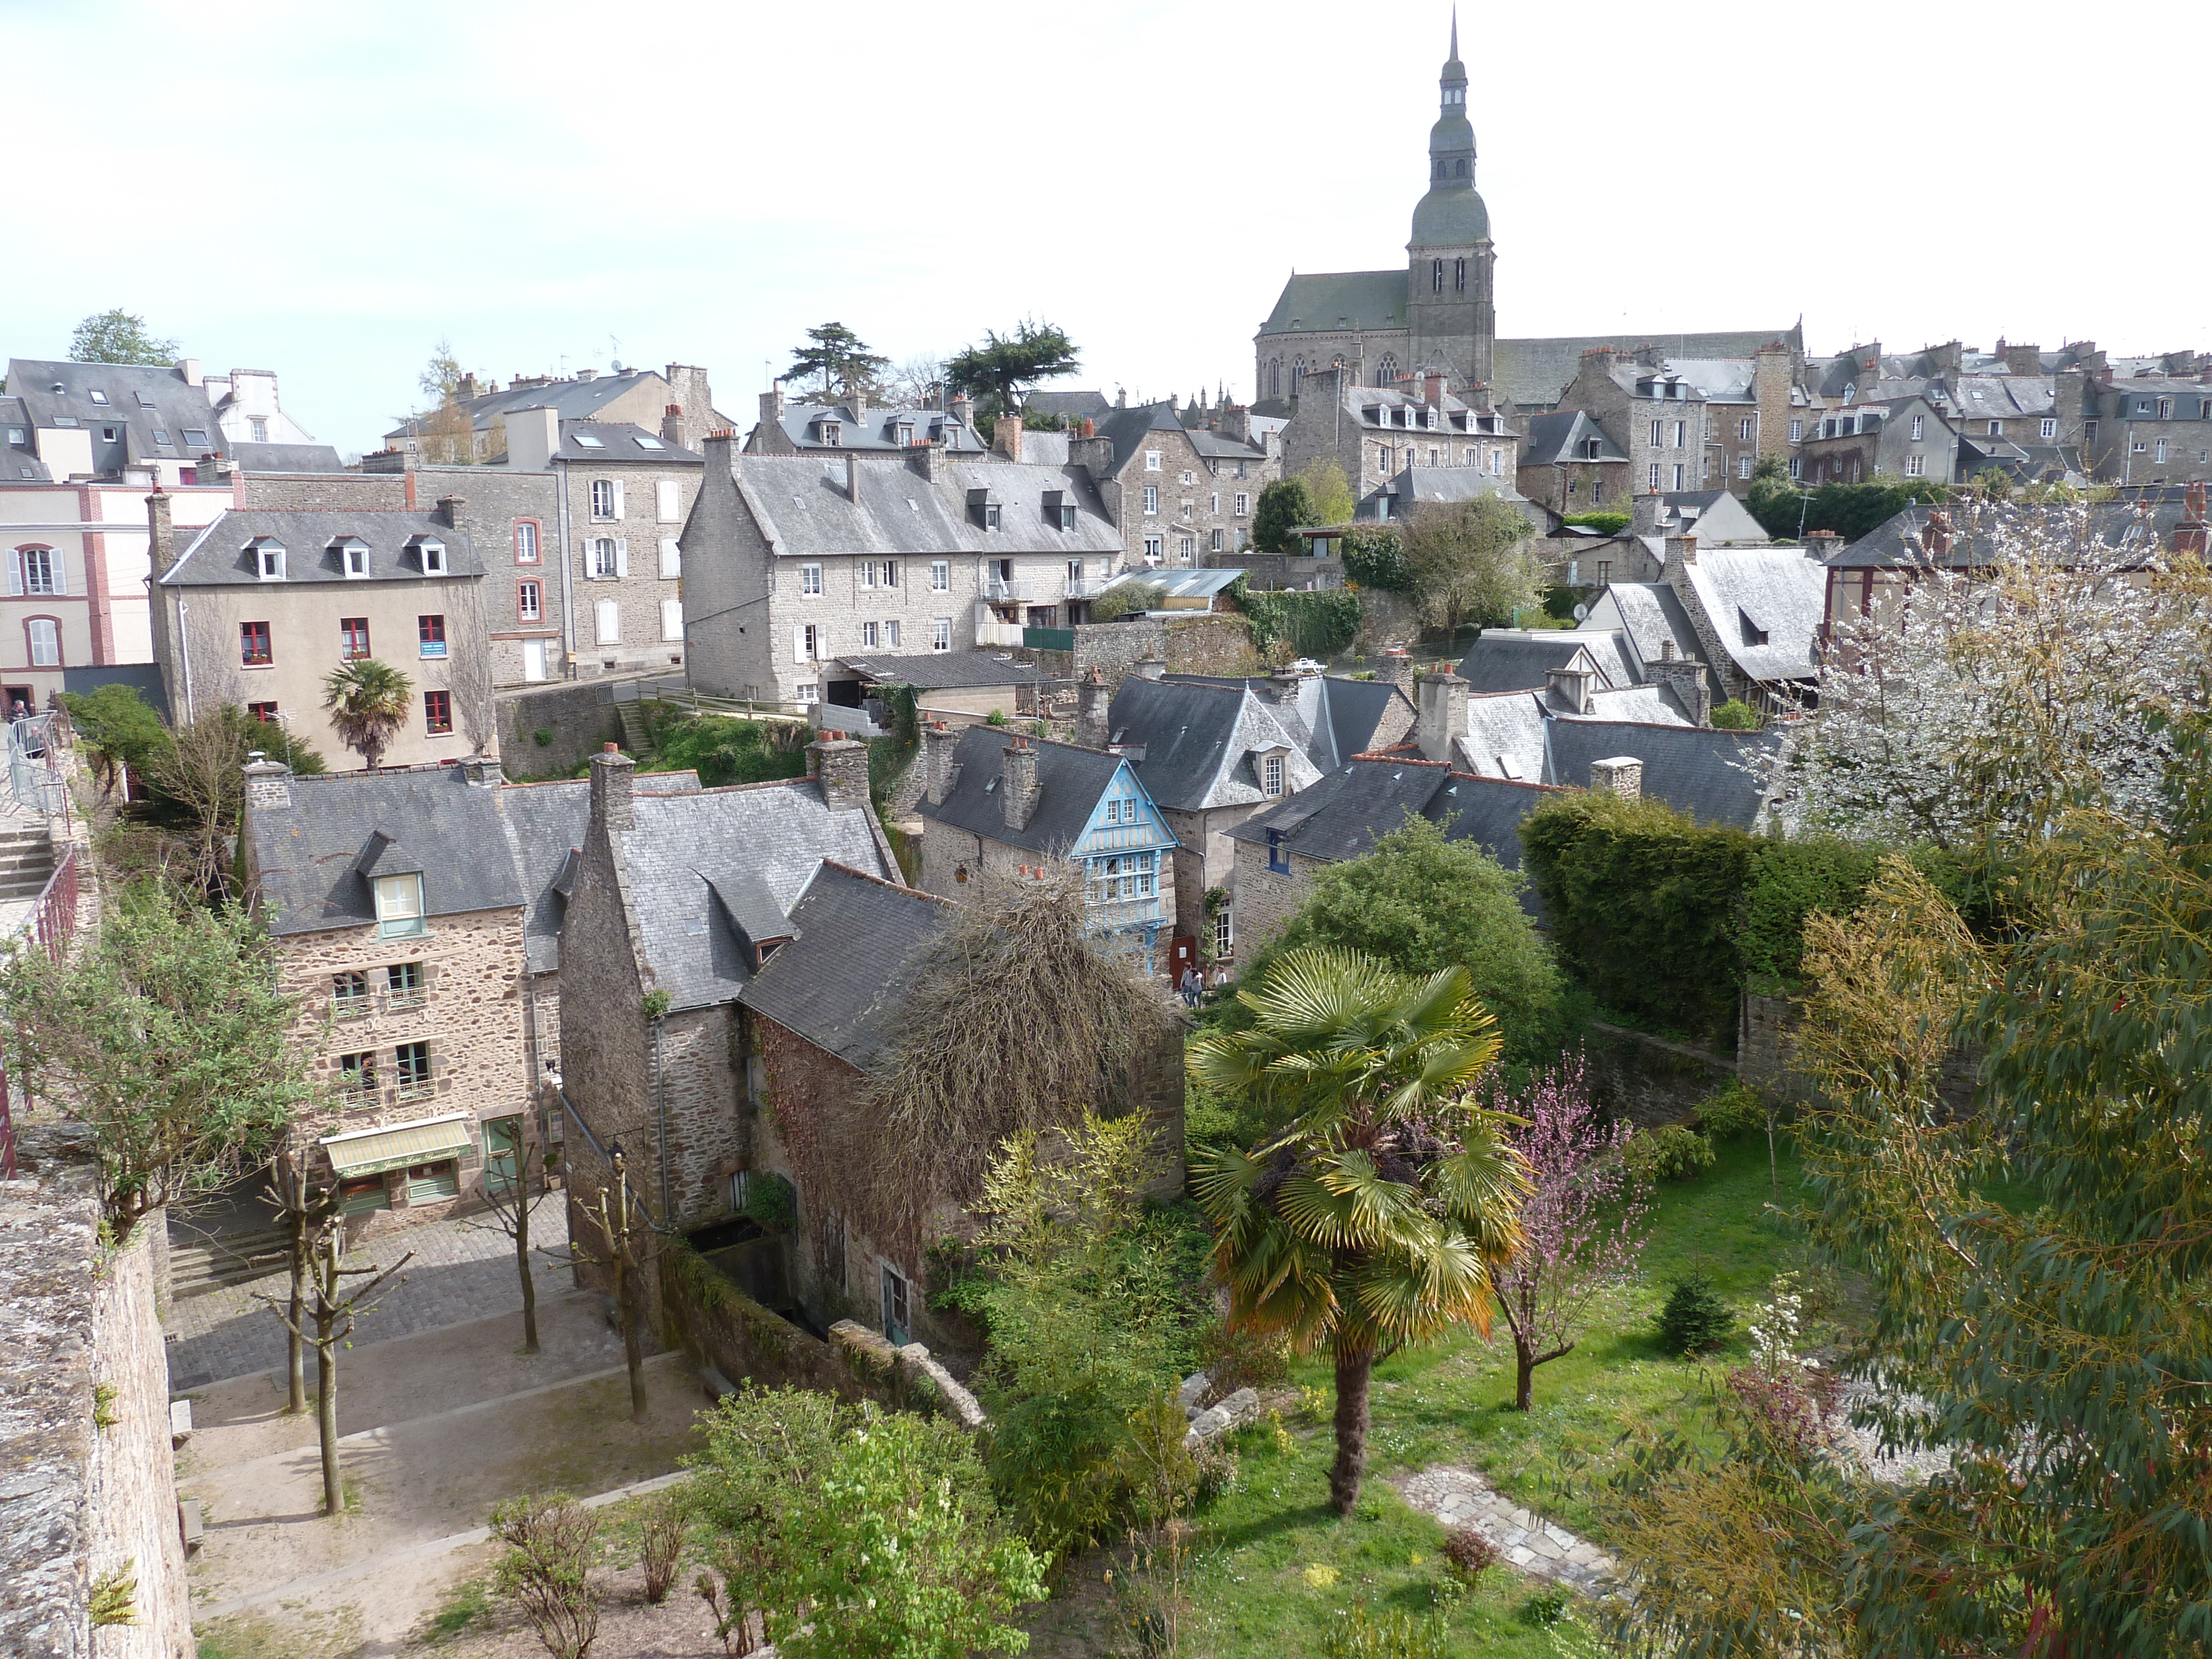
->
xmin=1217 ymin=402 xmax=1251 ymax=443
xmin=1081 ymin=415 xmax=1096 ymax=438
xmin=1378 ymin=647 xmax=1412 ymax=691
xmin=576 ymin=368 xmax=597 ymax=382
xmin=1923 ymin=509 xmax=1955 ymax=558
xmin=1665 ymin=531 xmax=1698 ymax=569
xmin=994 ymin=413 xmax=1024 ymax=463
xmin=849 ymin=386 xmax=869 ymax=428
xmin=665 ymin=364 xmax=713 ymax=448
xmin=1588 ymin=757 xmax=1644 ymax=800
xmin=908 ymin=444 xmax=940 ymax=482
xmin=1001 ymin=738 xmax=1039 ymax=832
xmin=241 ymin=753 xmax=291 ymax=811
xmin=1422 ymin=371 xmax=1445 ymax=405
xmin=1076 ymin=667 xmax=1111 ymax=749
xmin=1546 ymin=665 xmax=1594 ymax=714
xmin=2174 ymin=482 xmax=2209 ymax=559
xmin=461 ymin=753 xmax=505 ymax=786
xmin=1645 ymin=649 xmax=1712 ymax=727
xmin=507 ymin=406 xmax=560 ymax=471
xmin=1415 ymin=664 xmax=1469 ymax=764
xmin=2002 ymin=342 xmax=2042 ymax=378
xmin=1135 ymin=657 xmax=1167 ymax=681
xmin=760 ymin=380 xmax=786 ymax=426
xmin=145 ymin=487 xmax=173 ymax=572
xmin=807 ymin=737 xmax=870 ymax=815
xmin=591 ymin=741 xmax=635 ymax=833
xmin=1268 ymin=668 xmax=1303 ymax=705
xmin=457 ymin=373 xmax=478 ymax=400
xmin=950 ymin=393 xmax=974 ymax=431
xmin=661 ymin=403 xmax=686 ymax=447
xmin=1579 ymin=345 xmax=1620 ymax=382
xmin=437 ymin=494 xmax=466 ymax=529
xmin=1632 ymin=493 xmax=1668 ymax=536
xmin=844 ymin=456 xmax=862 ymax=503
xmin=175 ymin=357 xmax=202 ymax=387
xmin=922 ymin=719 xmax=959 ymax=805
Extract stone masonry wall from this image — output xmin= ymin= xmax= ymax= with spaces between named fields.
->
xmin=89 ymin=1222 xmax=192 ymax=1658
xmin=496 ymin=680 xmax=628 ymax=779
xmin=1227 ymin=837 xmax=1325 ymax=954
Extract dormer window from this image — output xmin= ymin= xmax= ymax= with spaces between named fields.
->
xmin=820 ymin=420 xmax=842 ymax=446
xmin=969 ymin=488 xmax=1001 ymax=530
xmin=254 ymin=540 xmax=287 ymax=581
xmin=896 ymin=422 xmax=914 ymax=446
xmin=1044 ymin=489 xmax=1076 ymax=529
xmin=335 ymin=539 xmax=370 ymax=578
xmin=413 ymin=536 xmax=448 ymax=576
xmin=1262 ymin=754 xmax=1286 ymax=797
xmin=374 ymin=873 xmax=426 ymax=938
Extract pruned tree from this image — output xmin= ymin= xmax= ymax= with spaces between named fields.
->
xmin=466 ymin=1105 xmax=549 ymax=1354
xmin=1399 ymin=494 xmax=1542 ymax=635
xmin=321 ymin=659 xmax=415 ymax=770
xmin=565 ymin=1146 xmax=661 ymax=1421
xmin=444 ymin=580 xmax=500 ymax=758
xmin=943 ymin=319 xmax=1081 ymax=417
xmin=69 ymin=309 xmax=179 ymax=366
xmin=1785 ymin=500 xmax=2212 ymax=848
xmin=255 ymin=1217 xmax=414 ymax=1514
xmin=785 ymin=322 xmax=889 ymax=400
xmin=265 ymin=1147 xmax=339 ymax=1416
xmin=1483 ymin=1056 xmax=1648 ymax=1410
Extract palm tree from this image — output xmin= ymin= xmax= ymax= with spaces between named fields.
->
xmin=320 ymin=659 xmax=414 ymax=771
xmin=1189 ymin=948 xmax=1528 ymax=1515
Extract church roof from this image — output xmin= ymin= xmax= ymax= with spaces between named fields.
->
xmin=1411 ymin=184 xmax=1489 ymax=244
xmin=1257 ymin=271 xmax=1406 ymax=338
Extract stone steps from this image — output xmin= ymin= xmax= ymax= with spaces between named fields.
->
xmin=171 ymin=1224 xmax=294 ymax=1298
xmin=613 ymin=701 xmax=653 ymax=755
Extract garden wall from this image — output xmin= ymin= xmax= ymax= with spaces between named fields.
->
xmin=1583 ymin=1021 xmax=1737 ymax=1129
xmin=495 ymin=681 xmax=626 ymax=778
xmin=1019 ymin=615 xmax=1266 ymax=687
xmin=658 ymin=1239 xmax=877 ymax=1405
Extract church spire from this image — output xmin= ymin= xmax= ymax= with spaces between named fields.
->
xmin=1450 ymin=4 xmax=1458 ymax=62
xmin=1428 ymin=17 xmax=1474 ymax=189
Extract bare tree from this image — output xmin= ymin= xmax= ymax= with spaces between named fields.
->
xmin=564 ymin=1146 xmax=661 ymax=1422
xmin=465 ymin=1107 xmax=549 ymax=1354
xmin=256 ymin=1221 xmax=414 ymax=1514
xmin=265 ymin=1147 xmax=339 ymax=1415
xmin=446 ymin=578 xmax=501 ymax=758
xmin=881 ymin=351 xmax=948 ymax=410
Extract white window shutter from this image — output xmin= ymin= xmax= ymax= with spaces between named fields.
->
xmin=614 ymin=538 xmax=629 ymax=578
xmin=660 ymin=599 xmax=683 ymax=641
xmin=656 ymin=479 xmax=679 ymax=522
xmin=611 ymin=479 xmax=625 ymax=519
xmin=6 ymin=552 xmax=21 ymax=598
xmin=50 ymin=550 xmax=65 ymax=596
xmin=794 ymin=624 xmax=807 ymax=664
xmin=595 ymin=599 xmax=620 ymax=645
xmin=659 ymin=538 xmax=680 ymax=580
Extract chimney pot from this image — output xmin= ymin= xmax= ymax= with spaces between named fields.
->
xmin=591 ymin=746 xmax=635 ymax=832
xmin=1000 ymin=739 xmax=1040 ymax=832
xmin=1589 ymin=756 xmax=1644 ymax=800
xmin=807 ymin=737 xmax=871 ymax=815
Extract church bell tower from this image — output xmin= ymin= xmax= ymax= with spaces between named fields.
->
xmin=1407 ymin=13 xmax=1495 ymax=390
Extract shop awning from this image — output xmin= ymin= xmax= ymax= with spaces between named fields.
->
xmin=321 ymin=1114 xmax=473 ymax=1179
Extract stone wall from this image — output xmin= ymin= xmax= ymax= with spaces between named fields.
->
xmin=0 ymin=1127 xmax=190 ymax=1659
xmin=1226 ymin=837 xmax=1326 ymax=954
xmin=1165 ymin=614 xmax=1266 ymax=676
xmin=1582 ymin=1022 xmax=1735 ymax=1129
xmin=659 ymin=1238 xmax=874 ymax=1404
xmin=1219 ymin=553 xmax=1347 ymax=591
xmin=496 ymin=680 xmax=628 ymax=779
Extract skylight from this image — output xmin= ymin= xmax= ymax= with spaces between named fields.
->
xmin=633 ymin=435 xmax=663 ymax=449
xmin=88 ymin=389 xmax=109 ymax=405
xmin=573 ymin=432 xmax=605 ymax=447
xmin=181 ymin=427 xmax=208 ymax=446
xmin=136 ymin=392 xmax=156 ymax=408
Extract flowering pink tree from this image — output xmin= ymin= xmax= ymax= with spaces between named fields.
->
xmin=1487 ymin=1057 xmax=1650 ymax=1410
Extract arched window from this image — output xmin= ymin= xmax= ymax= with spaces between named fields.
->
xmin=1291 ymin=359 xmax=1305 ymax=395
xmin=1378 ymin=354 xmax=1398 ymax=385
xmin=1455 ymin=159 xmax=1468 ymax=177
xmin=1455 ymin=257 xmax=1466 ymax=292
xmin=9 ymin=545 xmax=62 ymax=597
xmin=1432 ymin=258 xmax=1443 ymax=294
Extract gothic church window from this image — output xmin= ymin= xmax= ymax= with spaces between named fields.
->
xmin=1378 ymin=354 xmax=1396 ymax=384
xmin=1455 ymin=257 xmax=1465 ymax=291
xmin=1432 ymin=259 xmax=1443 ymax=294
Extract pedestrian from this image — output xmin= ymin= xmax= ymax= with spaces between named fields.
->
xmin=1178 ymin=965 xmax=1201 ymax=1008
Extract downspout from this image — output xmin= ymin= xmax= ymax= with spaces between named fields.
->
xmin=650 ymin=1014 xmax=672 ymax=1225
xmin=175 ymin=594 xmax=194 ymax=721
xmin=555 ymin=455 xmax=576 ymax=671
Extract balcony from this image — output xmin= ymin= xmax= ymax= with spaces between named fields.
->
xmin=1066 ymin=576 xmax=1111 ymax=598
xmin=975 ymin=618 xmax=1025 ymax=648
xmin=982 ymin=577 xmax=1035 ymax=603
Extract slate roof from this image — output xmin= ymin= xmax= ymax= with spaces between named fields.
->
xmin=737 ymin=863 xmax=950 ymax=1073
xmin=1457 ymin=691 xmax=1551 ymax=783
xmin=1521 ymin=410 xmax=1629 ymax=466
xmin=616 ymin=776 xmax=896 ymax=1012
xmin=1457 ymin=632 xmax=1621 ymax=693
xmin=1493 ymin=325 xmax=1803 ymax=413
xmin=1370 ymin=468 xmax=1541 ymax=526
xmin=834 ymin=651 xmax=1046 ymax=688
xmin=1025 ymin=390 xmax=1114 ymax=421
xmin=732 ymin=455 xmax=1123 ymax=560
xmin=6 ymin=358 xmax=227 ymax=474
xmin=1544 ymin=720 xmax=1778 ymax=828
xmin=763 ymin=402 xmax=985 ymax=453
xmin=1087 ymin=402 xmax=1267 ymax=476
xmin=1659 ymin=491 xmax=1771 ymax=545
xmin=1157 ymin=673 xmax=1415 ymax=771
xmin=232 ymin=442 xmax=346 ymax=474
xmin=1257 ymin=271 xmax=1408 ymax=337
xmin=540 ymin=421 xmax=702 ymax=465
xmin=1 ymin=397 xmax=49 ymax=482
xmin=1226 ymin=756 xmax=1559 ymax=874
xmin=1830 ymin=497 xmax=2198 ymax=571
xmin=161 ymin=509 xmax=484 ymax=586
xmin=493 ymin=772 xmax=701 ymax=974
xmin=1104 ymin=677 xmax=1320 ymax=811
xmin=1578 ymin=584 xmax=1709 ymax=688
xmin=387 ymin=369 xmax=678 ymax=441
xmin=916 ymin=727 xmax=1165 ymax=857
xmin=1674 ymin=548 xmax=1826 ymax=682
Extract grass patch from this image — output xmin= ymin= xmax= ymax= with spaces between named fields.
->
xmin=423 ymin=1575 xmax=491 ymax=1643
xmin=640 ymin=707 xmax=808 ymax=788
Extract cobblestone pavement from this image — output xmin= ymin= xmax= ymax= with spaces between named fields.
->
xmin=163 ymin=1203 xmax=575 ymax=1391
xmin=1395 ymin=1466 xmax=1619 ymax=1595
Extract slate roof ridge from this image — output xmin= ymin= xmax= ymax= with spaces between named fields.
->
xmin=815 ymin=857 xmax=945 ymax=901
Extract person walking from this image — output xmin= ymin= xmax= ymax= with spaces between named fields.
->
xmin=1178 ymin=965 xmax=1202 ymax=1008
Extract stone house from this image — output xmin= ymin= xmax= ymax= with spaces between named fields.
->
xmin=1091 ymin=666 xmax=1416 ymax=958
xmin=148 ymin=497 xmax=497 ymax=768
xmin=237 ymin=756 xmax=698 ymax=1228
xmin=914 ymin=726 xmax=1179 ymax=971
xmin=1280 ymin=369 xmax=1520 ymax=514
xmin=745 ymin=383 xmax=988 ymax=458
xmin=1056 ymin=401 xmax=1279 ymax=575
xmin=1798 ymin=394 xmax=1955 ymax=485
xmin=382 ymin=362 xmax=722 ymax=464
xmin=1226 ymin=754 xmax=1561 ymax=950
xmin=553 ymin=740 xmax=899 ymax=1324
xmin=1647 ymin=536 xmax=1825 ymax=708
xmin=678 ymin=439 xmax=1124 ymax=704
xmin=2064 ymin=359 xmax=2212 ymax=484
xmin=1516 ymin=409 xmax=1630 ymax=514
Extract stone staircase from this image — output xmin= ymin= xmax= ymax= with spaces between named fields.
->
xmin=0 ymin=818 xmax=55 ymax=900
xmin=613 ymin=701 xmax=653 ymax=755
xmin=170 ymin=1222 xmax=293 ymax=1299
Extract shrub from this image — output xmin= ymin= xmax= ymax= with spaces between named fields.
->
xmin=1340 ymin=526 xmax=1411 ymax=593
xmin=1624 ymin=1125 xmax=1715 ymax=1184
xmin=1696 ymin=1080 xmax=1766 ymax=1140
xmin=1091 ymin=581 xmax=1165 ymax=623
xmin=1560 ymin=510 xmax=1630 ymax=534
xmin=1197 ymin=1318 xmax=1292 ymax=1399
xmin=736 ymin=1172 xmax=795 ymax=1233
xmin=534 ymin=727 xmax=554 ymax=746
xmin=986 ymin=708 xmax=1008 ymax=727
xmin=1439 ymin=1525 xmax=1500 ymax=1585
xmin=489 ymin=1493 xmax=602 ymax=1659
xmin=1518 ymin=1586 xmax=1571 ymax=1627
xmin=1231 ymin=581 xmax=1364 ymax=659
xmin=1324 ymin=1604 xmax=1452 ymax=1659
xmin=637 ymin=1491 xmax=687 ymax=1606
xmin=643 ymin=710 xmax=807 ymax=789
xmin=1655 ymin=1272 xmax=1734 ymax=1355
xmin=1191 ymin=1439 xmax=1240 ymax=1507
xmin=1709 ymin=698 xmax=1766 ymax=731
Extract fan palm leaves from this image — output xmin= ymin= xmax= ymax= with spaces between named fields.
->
xmin=320 ymin=659 xmax=414 ymax=771
xmin=1188 ymin=947 xmax=1528 ymax=1514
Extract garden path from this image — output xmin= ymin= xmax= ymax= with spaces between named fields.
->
xmin=1394 ymin=1466 xmax=1618 ymax=1596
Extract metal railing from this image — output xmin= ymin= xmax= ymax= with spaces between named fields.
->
xmin=33 ymin=844 xmax=77 ymax=966
xmin=982 ymin=578 xmax=1035 ymax=603
xmin=7 ymin=714 xmax=66 ymax=822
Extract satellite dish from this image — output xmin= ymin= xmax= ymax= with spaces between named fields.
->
xmin=1572 ymin=602 xmax=1590 ymax=622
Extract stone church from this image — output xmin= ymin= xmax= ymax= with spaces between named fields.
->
xmin=1253 ymin=20 xmax=1799 ymax=418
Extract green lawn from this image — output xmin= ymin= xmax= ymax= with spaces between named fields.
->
xmin=1079 ymin=1133 xmax=1807 ymax=1657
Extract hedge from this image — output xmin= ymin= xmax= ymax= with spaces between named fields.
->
xmin=1228 ymin=580 xmax=1363 ymax=659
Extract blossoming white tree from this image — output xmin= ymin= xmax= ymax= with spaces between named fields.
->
xmin=1785 ymin=497 xmax=2212 ymax=847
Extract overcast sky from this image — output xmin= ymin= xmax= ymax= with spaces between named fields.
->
xmin=6 ymin=0 xmax=2205 ymax=456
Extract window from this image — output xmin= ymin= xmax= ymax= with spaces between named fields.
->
xmin=241 ymin=620 xmax=273 ymax=665
xmin=659 ymin=537 xmax=680 ymax=579
xmin=2085 ymin=420 xmax=2099 ymax=445
xmin=375 ymin=873 xmax=425 ymax=938
xmin=1432 ymin=257 xmax=1444 ymax=294
xmin=794 ymin=682 xmax=818 ymax=705
xmin=1180 ymin=500 xmax=1193 ymax=520
xmin=1180 ymin=470 xmax=1195 ymax=486
xmin=1672 ymin=421 xmax=1686 ymax=448
xmin=794 ymin=622 xmax=820 ymax=662
xmin=660 ymin=599 xmax=683 ymax=642
xmin=418 ymin=615 xmax=447 ymax=658
xmin=859 ymin=560 xmax=877 ymax=589
xmin=1213 ymin=901 xmax=1234 ymax=958
xmin=26 ymin=619 xmax=59 ymax=668
xmin=589 ymin=479 xmax=617 ymax=519
xmin=395 ymin=1041 xmax=434 ymax=1102
xmin=592 ymin=538 xmax=619 ymax=578
xmin=386 ymin=961 xmax=425 ymax=1010
xmin=99 ymin=427 xmax=119 ymax=444
xmin=1739 ymin=454 xmax=1754 ymax=479
xmin=1739 ymin=417 xmax=1755 ymax=442
xmin=800 ymin=562 xmax=823 ymax=596
xmin=884 ymin=619 xmax=899 ymax=648
xmin=1211 ymin=528 xmax=1224 ymax=553
xmin=87 ymin=389 xmax=108 ymax=405
xmin=2159 ymin=399 xmax=2173 ymax=420
xmin=1671 ymin=463 xmax=1685 ymax=490
xmin=515 ymin=520 xmax=540 ymax=562
xmin=984 ymin=503 xmax=1002 ymax=530
xmin=332 ymin=972 xmax=370 ymax=1020
xmin=2041 ymin=418 xmax=2058 ymax=439
xmin=340 ymin=617 xmax=371 ymax=660
xmin=596 ymin=601 xmax=622 ymax=645
xmin=1788 ymin=456 xmax=1802 ymax=478
xmin=931 ymin=617 xmax=951 ymax=652
xmin=247 ymin=700 xmax=278 ymax=722
xmin=17 ymin=547 xmax=57 ymax=595
xmin=896 ymin=421 xmax=914 ymax=446
xmin=1905 ymin=454 xmax=1925 ymax=477
xmin=1266 ymin=829 xmax=1288 ymax=874
xmin=1910 ymin=414 xmax=1924 ymax=440
xmin=1144 ymin=451 xmax=1161 ymax=471
xmin=655 ymin=479 xmax=681 ymax=522
xmin=1142 ymin=486 xmax=1159 ymax=515
xmin=2157 ymin=439 xmax=2170 ymax=463
xmin=1142 ymin=534 xmax=1163 ymax=564
xmin=1788 ymin=419 xmax=1803 ymax=442
xmin=1378 ymin=446 xmax=1392 ymax=472
xmin=881 ymin=1262 xmax=911 ymax=1344
xmin=1087 ymin=851 xmax=1157 ymax=902
xmin=1988 ymin=420 xmax=2002 ymax=436
xmin=1178 ymin=536 xmax=1194 ymax=563
xmin=250 ymin=418 xmax=268 ymax=442
xmin=1649 ymin=462 xmax=1662 ymax=491
xmin=1263 ymin=754 xmax=1285 ymax=796
xmin=424 ymin=689 xmax=452 ymax=733
xmin=861 ymin=620 xmax=878 ymax=648
xmin=930 ymin=560 xmax=950 ymax=592
xmin=1455 ymin=255 xmax=1466 ymax=291
xmin=513 ymin=577 xmax=544 ymax=624
xmin=1209 ymin=492 xmax=1219 ymax=514
xmin=257 ymin=542 xmax=285 ymax=580
xmin=337 ymin=1050 xmax=378 ymax=1099
xmin=1234 ymin=492 xmax=1250 ymax=515
xmin=1649 ymin=420 xmax=1663 ymax=447
xmin=881 ymin=559 xmax=898 ymax=588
